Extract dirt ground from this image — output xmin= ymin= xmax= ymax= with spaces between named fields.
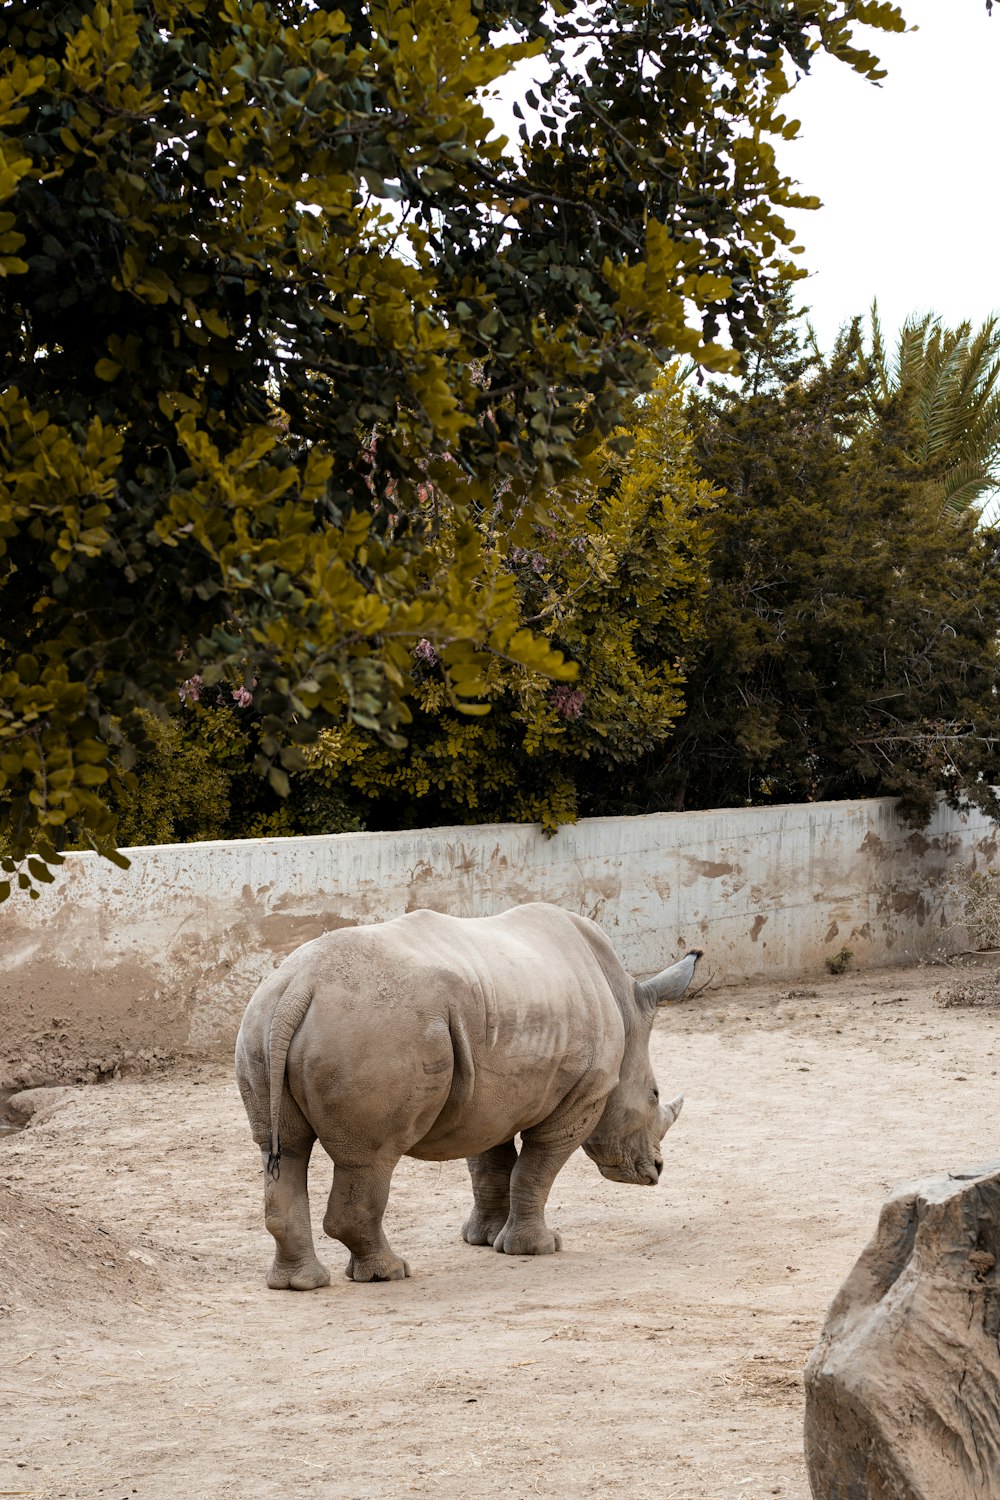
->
xmin=2 ymin=960 xmax=998 ymax=1500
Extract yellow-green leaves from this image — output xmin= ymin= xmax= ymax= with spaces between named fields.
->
xmin=303 ymin=371 xmax=712 ymax=834
xmin=375 ymin=0 xmax=543 ymax=132
xmin=62 ymin=0 xmax=142 ymax=96
xmin=0 ymin=55 xmax=46 ymax=270
xmin=853 ymin=2 xmax=908 ymax=29
xmin=0 ymin=0 xmax=908 ymax=892
xmin=0 ymin=390 xmax=119 ymax=568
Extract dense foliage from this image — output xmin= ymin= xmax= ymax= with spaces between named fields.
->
xmin=104 ymin=371 xmax=714 ymax=839
xmin=648 ymin=308 xmax=1000 ymax=822
xmin=301 ymin=371 xmax=716 ymax=832
xmin=94 ymin=304 xmax=1000 ymax=842
xmin=0 ymin=0 xmax=907 ymax=893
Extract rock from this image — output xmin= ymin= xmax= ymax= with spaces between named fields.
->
xmin=804 ymin=1162 xmax=1000 ymax=1499
xmin=4 ymin=1086 xmax=79 ymax=1127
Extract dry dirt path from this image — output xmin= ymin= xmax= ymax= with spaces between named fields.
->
xmin=2 ymin=962 xmax=998 ymax=1500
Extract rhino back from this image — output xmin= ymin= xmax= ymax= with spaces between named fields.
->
xmin=284 ymin=904 xmax=630 ymax=1162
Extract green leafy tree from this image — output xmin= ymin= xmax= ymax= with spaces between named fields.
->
xmin=0 ymin=0 xmax=906 ymax=894
xmin=294 ymin=370 xmax=715 ymax=832
xmin=650 ymin=313 xmax=1000 ymax=823
xmin=108 ymin=696 xmax=366 ymax=844
xmin=101 ymin=363 xmax=712 ymax=838
xmin=109 ymin=708 xmax=234 ymax=847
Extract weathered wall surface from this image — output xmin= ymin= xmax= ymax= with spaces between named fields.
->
xmin=2 ymin=798 xmax=996 ymax=1087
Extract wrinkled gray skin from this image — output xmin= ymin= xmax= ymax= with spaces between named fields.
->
xmin=235 ymin=903 xmax=701 ymax=1288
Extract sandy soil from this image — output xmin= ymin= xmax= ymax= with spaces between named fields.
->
xmin=2 ymin=960 xmax=999 ymax=1500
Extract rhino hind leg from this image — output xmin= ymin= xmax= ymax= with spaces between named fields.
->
xmin=323 ymin=1157 xmax=410 ymax=1283
xmin=463 ymin=1140 xmax=518 ymax=1246
xmin=263 ymin=1139 xmax=331 ymax=1291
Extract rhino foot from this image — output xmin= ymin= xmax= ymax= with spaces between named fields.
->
xmin=266 ymin=1256 xmax=331 ymax=1291
xmin=493 ymin=1221 xmax=561 ymax=1256
xmin=461 ymin=1210 xmax=507 ymax=1247
xmin=344 ymin=1251 xmax=411 ymax=1283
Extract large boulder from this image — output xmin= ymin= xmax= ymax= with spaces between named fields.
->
xmin=3 ymin=1085 xmax=80 ymax=1128
xmin=804 ymin=1162 xmax=1000 ymax=1499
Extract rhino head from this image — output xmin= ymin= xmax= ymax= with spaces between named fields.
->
xmin=582 ymin=949 xmax=702 ymax=1186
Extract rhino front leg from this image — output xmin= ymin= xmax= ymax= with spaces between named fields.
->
xmin=492 ymin=1136 xmax=576 ymax=1257
xmin=262 ymin=1140 xmax=331 ymax=1291
xmin=323 ymin=1158 xmax=410 ymax=1283
xmin=463 ymin=1139 xmax=518 ymax=1246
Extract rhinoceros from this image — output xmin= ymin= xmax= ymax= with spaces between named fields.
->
xmin=235 ymin=902 xmax=701 ymax=1287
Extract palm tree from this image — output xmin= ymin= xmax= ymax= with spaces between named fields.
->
xmin=868 ymin=309 xmax=1000 ymax=520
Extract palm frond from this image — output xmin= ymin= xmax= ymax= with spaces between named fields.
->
xmin=894 ymin=313 xmax=935 ymax=395
xmin=939 ymin=466 xmax=999 ymax=519
xmin=875 ymin=310 xmax=1000 ymax=517
xmin=869 ymin=301 xmax=889 ymax=402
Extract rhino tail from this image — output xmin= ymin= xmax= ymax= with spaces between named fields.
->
xmin=265 ymin=977 xmax=314 ymax=1180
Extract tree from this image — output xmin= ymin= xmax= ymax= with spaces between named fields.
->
xmin=98 ymin=369 xmax=713 ymax=839
xmin=869 ymin=310 xmax=1000 ymax=518
xmin=107 ymin=698 xmax=366 ymax=844
xmin=0 ymin=0 xmax=906 ymax=895
xmin=295 ymin=369 xmax=715 ymax=832
xmin=648 ymin=312 xmax=1000 ymax=824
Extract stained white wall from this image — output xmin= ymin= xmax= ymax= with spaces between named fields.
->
xmin=2 ymin=797 xmax=996 ymax=1086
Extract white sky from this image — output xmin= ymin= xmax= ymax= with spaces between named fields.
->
xmin=783 ymin=0 xmax=999 ymax=352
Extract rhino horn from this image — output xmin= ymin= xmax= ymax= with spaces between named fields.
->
xmin=662 ymin=1093 xmax=684 ymax=1129
xmin=635 ymin=949 xmax=703 ymax=1010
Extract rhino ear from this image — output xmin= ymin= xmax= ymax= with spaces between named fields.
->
xmin=635 ymin=950 xmax=703 ymax=1011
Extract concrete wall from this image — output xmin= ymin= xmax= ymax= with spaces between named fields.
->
xmin=2 ymin=797 xmax=996 ymax=1087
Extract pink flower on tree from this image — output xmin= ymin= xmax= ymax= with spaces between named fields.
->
xmin=414 ymin=638 xmax=439 ymax=665
xmin=231 ymin=686 xmax=254 ymax=708
xmin=179 ymin=674 xmax=202 ymax=704
xmin=552 ymin=685 xmax=585 ymax=720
